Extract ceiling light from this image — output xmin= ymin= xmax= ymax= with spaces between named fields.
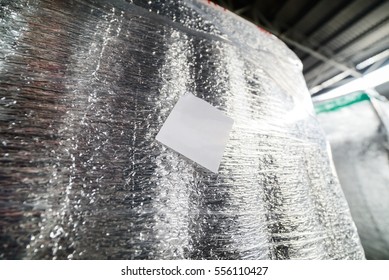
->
xmin=312 ymin=64 xmax=389 ymax=102
xmin=356 ymin=49 xmax=389 ymax=70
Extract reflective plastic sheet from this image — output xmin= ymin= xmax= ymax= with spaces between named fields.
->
xmin=0 ymin=0 xmax=364 ymax=259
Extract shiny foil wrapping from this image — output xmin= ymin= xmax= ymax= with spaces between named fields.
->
xmin=0 ymin=0 xmax=364 ymax=259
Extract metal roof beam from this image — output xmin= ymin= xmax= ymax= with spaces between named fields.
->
xmin=249 ymin=6 xmax=362 ymax=80
xmin=283 ymin=0 xmax=351 ymax=37
xmin=300 ymin=0 xmax=383 ymax=59
xmin=305 ymin=26 xmax=389 ymax=86
xmin=303 ymin=1 xmax=389 ymax=71
xmin=278 ymin=33 xmax=361 ymax=78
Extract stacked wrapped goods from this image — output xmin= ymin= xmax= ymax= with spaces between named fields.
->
xmin=0 ymin=0 xmax=364 ymax=259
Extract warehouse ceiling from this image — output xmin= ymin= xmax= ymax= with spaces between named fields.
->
xmin=209 ymin=0 xmax=389 ymax=98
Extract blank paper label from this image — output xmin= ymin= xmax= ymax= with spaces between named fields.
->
xmin=156 ymin=94 xmax=234 ymax=173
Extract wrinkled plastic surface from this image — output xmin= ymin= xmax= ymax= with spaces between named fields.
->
xmin=317 ymin=95 xmax=389 ymax=259
xmin=0 ymin=0 xmax=364 ymax=259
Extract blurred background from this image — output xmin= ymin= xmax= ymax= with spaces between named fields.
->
xmin=208 ymin=0 xmax=389 ymax=99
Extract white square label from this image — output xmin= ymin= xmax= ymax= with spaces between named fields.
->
xmin=156 ymin=94 xmax=234 ymax=173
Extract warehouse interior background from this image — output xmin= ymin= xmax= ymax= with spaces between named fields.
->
xmin=209 ymin=0 xmax=389 ymax=99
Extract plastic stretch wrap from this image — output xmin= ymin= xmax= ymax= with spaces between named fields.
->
xmin=316 ymin=93 xmax=389 ymax=259
xmin=0 ymin=0 xmax=364 ymax=259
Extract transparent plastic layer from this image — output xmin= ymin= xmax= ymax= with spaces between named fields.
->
xmin=0 ymin=0 xmax=364 ymax=259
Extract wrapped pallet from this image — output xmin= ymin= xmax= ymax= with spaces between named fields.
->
xmin=0 ymin=0 xmax=364 ymax=259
